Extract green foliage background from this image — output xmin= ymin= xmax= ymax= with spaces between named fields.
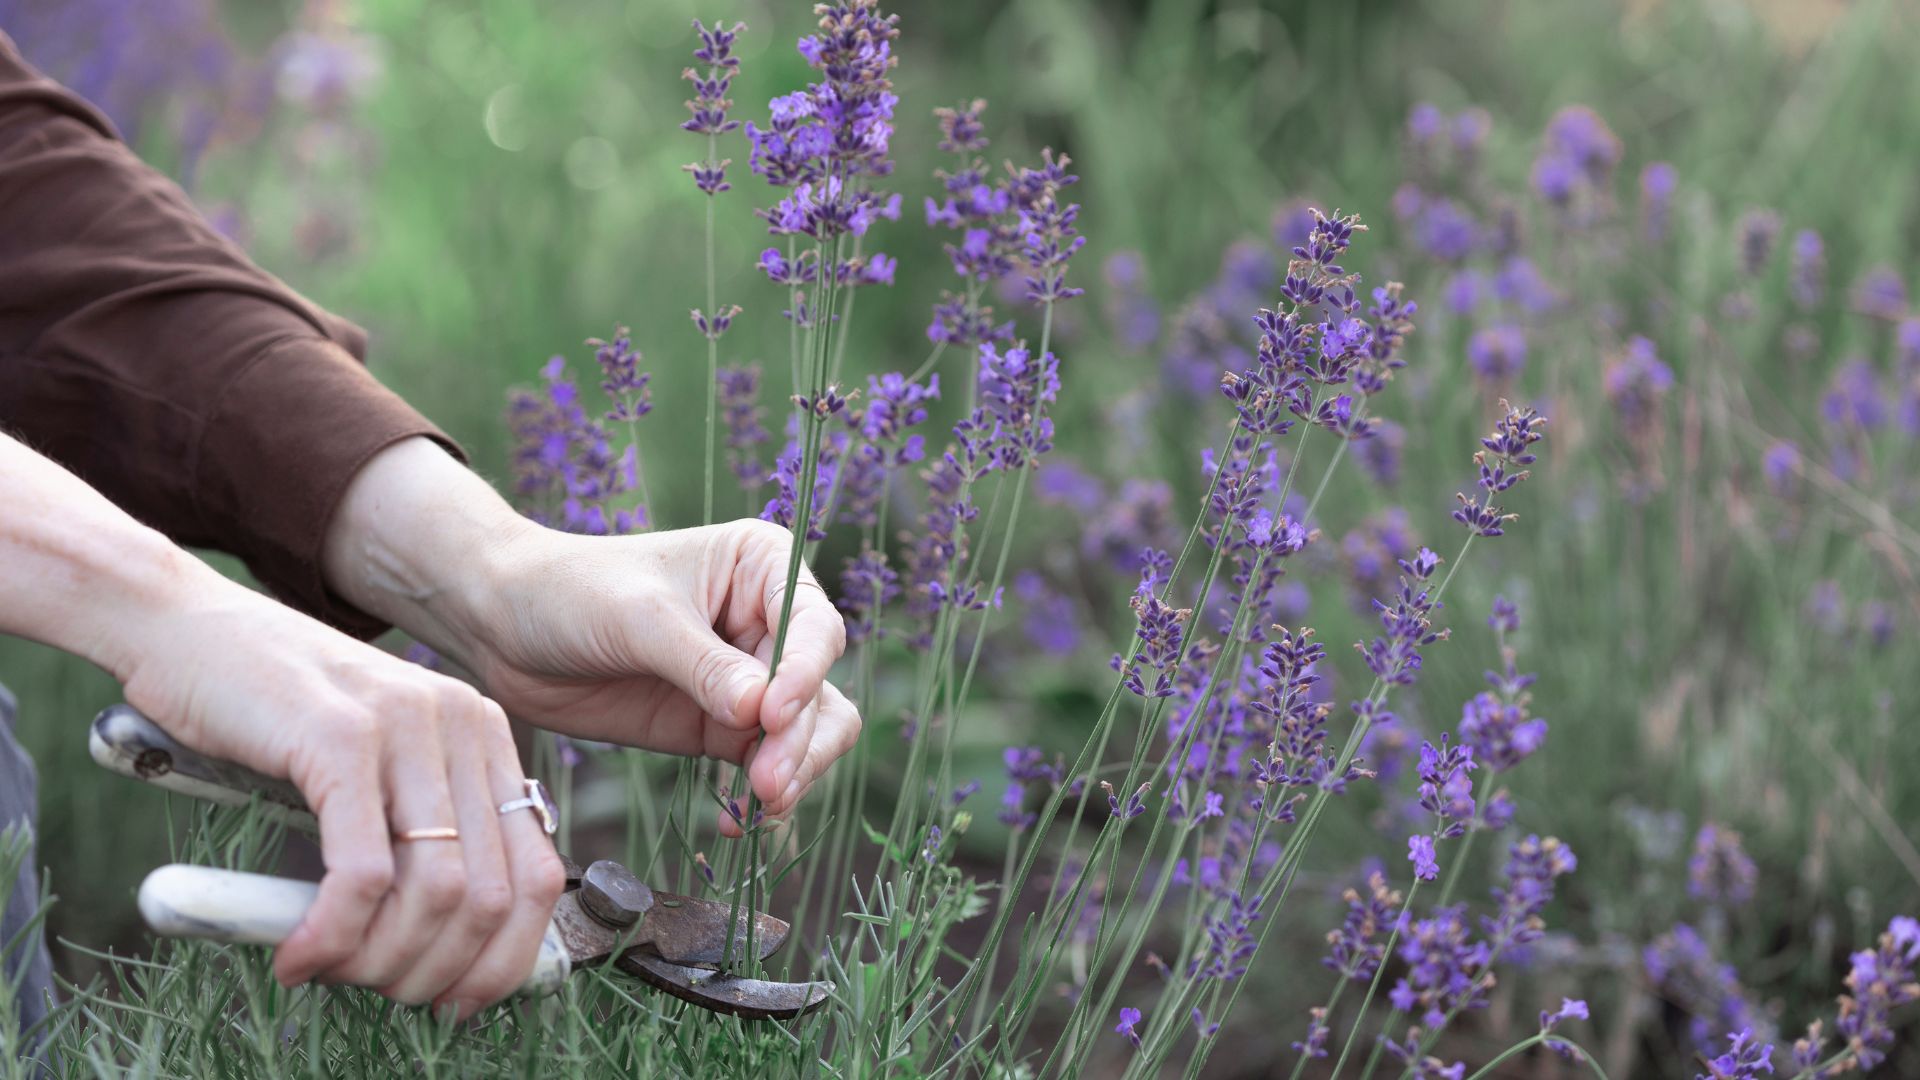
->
xmin=6 ymin=0 xmax=1920 ymax=1075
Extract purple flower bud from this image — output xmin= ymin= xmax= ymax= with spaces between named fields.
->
xmin=1115 ymin=1006 xmax=1143 ymax=1049
xmin=1408 ymin=834 xmax=1439 ymax=881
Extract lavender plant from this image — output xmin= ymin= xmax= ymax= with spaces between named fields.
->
xmin=17 ymin=7 xmax=1920 ymax=1080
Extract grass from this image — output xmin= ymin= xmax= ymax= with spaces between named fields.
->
xmin=5 ymin=0 xmax=1920 ymax=1076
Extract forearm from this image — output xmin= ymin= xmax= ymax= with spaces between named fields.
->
xmin=320 ymin=437 xmax=534 ymax=669
xmin=0 ymin=433 xmax=225 ymax=682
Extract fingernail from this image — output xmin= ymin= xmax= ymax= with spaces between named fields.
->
xmin=782 ymin=776 xmax=803 ymax=807
xmin=731 ymin=677 xmax=758 ymax=719
xmin=779 ymin=698 xmax=802 ymax=727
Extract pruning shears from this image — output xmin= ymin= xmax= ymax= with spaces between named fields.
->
xmin=88 ymin=704 xmax=832 ymax=1021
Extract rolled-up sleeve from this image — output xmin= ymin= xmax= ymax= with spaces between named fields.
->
xmin=0 ymin=31 xmax=460 ymax=637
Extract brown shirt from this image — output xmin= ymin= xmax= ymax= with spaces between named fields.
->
xmin=0 ymin=32 xmax=458 ymax=638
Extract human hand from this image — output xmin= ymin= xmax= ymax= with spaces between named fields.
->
xmin=115 ymin=568 xmax=565 ymax=1018
xmin=320 ymin=438 xmax=862 ymax=836
xmin=0 ymin=433 xmax=563 ymax=1018
xmin=464 ymin=519 xmax=861 ymax=835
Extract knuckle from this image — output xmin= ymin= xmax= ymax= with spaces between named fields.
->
xmin=688 ymin=648 xmax=739 ymax=708
xmin=374 ymin=679 xmax=436 ymax=716
xmin=326 ymin=707 xmax=382 ymax=753
xmin=336 ymin=858 xmax=395 ymax=905
xmin=522 ymin=847 xmax=567 ymax=907
xmin=742 ymin=517 xmax=791 ymax=549
xmin=467 ymin=879 xmax=515 ymax=928
xmin=432 ymin=679 xmax=486 ymax=720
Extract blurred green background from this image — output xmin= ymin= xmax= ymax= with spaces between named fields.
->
xmin=6 ymin=0 xmax=1920 ymax=1074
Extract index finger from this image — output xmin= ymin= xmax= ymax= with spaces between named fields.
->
xmin=762 ymin=566 xmax=847 ymax=733
xmin=275 ymin=730 xmax=394 ymax=987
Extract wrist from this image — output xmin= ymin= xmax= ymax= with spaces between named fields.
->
xmin=320 ymin=437 xmax=537 ymax=667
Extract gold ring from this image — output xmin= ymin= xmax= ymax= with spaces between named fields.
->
xmin=395 ymin=827 xmax=460 ymax=842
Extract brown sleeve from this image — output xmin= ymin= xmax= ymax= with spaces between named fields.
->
xmin=0 ymin=31 xmax=463 ymax=638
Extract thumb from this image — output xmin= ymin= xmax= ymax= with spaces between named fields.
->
xmin=645 ymin=615 xmax=769 ymax=730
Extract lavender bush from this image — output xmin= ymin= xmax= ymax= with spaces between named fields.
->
xmin=8 ymin=4 xmax=1920 ymax=1079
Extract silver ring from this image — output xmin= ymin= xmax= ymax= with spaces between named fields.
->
xmin=498 ymin=778 xmax=558 ymax=835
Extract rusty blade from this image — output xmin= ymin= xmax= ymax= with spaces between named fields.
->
xmin=639 ymin=889 xmax=790 ymax=966
xmin=614 ymin=951 xmax=831 ymax=1021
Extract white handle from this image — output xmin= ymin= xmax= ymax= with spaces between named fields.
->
xmin=138 ymin=865 xmax=571 ymax=995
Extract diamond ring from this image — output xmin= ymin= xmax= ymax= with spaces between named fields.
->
xmin=498 ymin=778 xmax=558 ymax=835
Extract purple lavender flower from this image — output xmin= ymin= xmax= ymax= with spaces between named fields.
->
xmin=1406 ymin=102 xmax=1444 ymax=145
xmin=1293 ymin=1008 xmax=1331 ymax=1060
xmin=1408 ymin=834 xmax=1440 ymax=881
xmin=1357 ymin=548 xmax=1448 ymax=687
xmin=1416 ymin=736 xmax=1477 ymax=837
xmin=1452 ymin=107 xmax=1491 ymax=161
xmin=1390 ymin=905 xmax=1492 ymax=1027
xmin=1830 ymin=916 xmax=1920 ymax=1070
xmin=1540 ymin=998 xmax=1590 ymax=1032
xmin=1697 ymin=1029 xmax=1774 ymax=1080
xmin=1489 ymin=595 xmax=1520 ymax=634
xmin=590 ymin=326 xmax=652 ymax=424
xmin=1272 ymin=199 xmax=1319 ymax=252
xmin=1645 ymin=925 xmax=1764 ymax=1054
xmin=972 ymin=342 xmax=1060 ymax=471
xmin=1121 ymin=592 xmax=1189 ymax=699
xmin=1821 ymin=357 xmax=1888 ymax=433
xmin=1356 ymin=419 xmax=1406 ymax=487
xmin=1640 ymin=161 xmax=1677 ymax=242
xmin=999 ymin=747 xmax=1064 ymax=830
xmin=1531 ymin=106 xmax=1621 ymax=225
xmin=745 ymin=0 xmax=901 ymax=245
xmin=1494 ymin=256 xmax=1558 ymax=313
xmin=682 ymin=20 xmax=744 ymax=194
xmin=1453 ymin=402 xmax=1547 ymax=538
xmin=1687 ymin=824 xmax=1758 ymax=907
xmin=1442 ymin=270 xmax=1488 ymax=317
xmin=1416 ymin=198 xmax=1479 ymax=262
xmin=1481 ymin=834 xmax=1577 ymax=956
xmin=1467 ymin=324 xmax=1527 ymax=385
xmin=1761 ymin=440 xmax=1801 ymax=500
xmin=1115 ymin=1006 xmax=1143 ymax=1049
xmin=1324 ymin=871 xmax=1403 ymax=981
xmin=1851 ymin=265 xmax=1909 ymax=321
xmin=1190 ymin=891 xmax=1262 ymax=981
xmin=1101 ymin=780 xmax=1150 ymax=820
xmin=717 ymin=366 xmax=771 ymax=490
xmin=1603 ymin=335 xmax=1674 ymax=437
xmin=837 ymin=547 xmax=900 ymax=644
xmin=510 ymin=352 xmax=647 ymax=534
xmin=1016 ymin=149 xmax=1087 ymax=305
xmin=1014 ymin=571 xmax=1081 ymax=655
xmin=1460 ymin=692 xmax=1546 ymax=773
xmin=1790 ymin=229 xmax=1826 ymax=310
xmin=1103 ymin=251 xmax=1161 ymax=351
xmin=1381 ymin=1034 xmax=1466 ymax=1080
xmin=1734 ymin=208 xmax=1782 ymax=277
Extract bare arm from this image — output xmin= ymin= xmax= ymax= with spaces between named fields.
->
xmin=0 ymin=432 xmax=563 ymax=1018
xmin=320 ymin=437 xmax=861 ymax=834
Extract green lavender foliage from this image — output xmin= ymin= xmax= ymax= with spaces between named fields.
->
xmin=5 ymin=2 xmax=1920 ymax=1078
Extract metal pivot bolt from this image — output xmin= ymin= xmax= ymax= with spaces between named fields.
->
xmin=580 ymin=860 xmax=654 ymax=929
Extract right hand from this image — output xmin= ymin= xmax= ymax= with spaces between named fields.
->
xmin=115 ymin=563 xmax=565 ymax=1020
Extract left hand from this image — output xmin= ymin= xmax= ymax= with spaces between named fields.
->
xmin=322 ymin=438 xmax=862 ymax=836
xmin=467 ymin=520 xmax=860 ymax=835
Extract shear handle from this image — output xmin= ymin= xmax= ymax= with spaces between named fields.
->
xmin=138 ymin=864 xmax=571 ymax=996
xmin=89 ymin=705 xmax=317 ymax=831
